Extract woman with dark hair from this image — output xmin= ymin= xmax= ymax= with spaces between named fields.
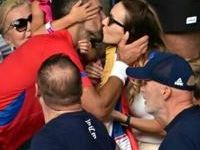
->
xmin=86 ymin=0 xmax=166 ymax=149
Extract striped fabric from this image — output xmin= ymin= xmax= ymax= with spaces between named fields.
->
xmin=112 ymin=91 xmax=138 ymax=150
xmin=0 ymin=35 xmax=12 ymax=62
xmin=101 ymin=46 xmax=138 ymax=150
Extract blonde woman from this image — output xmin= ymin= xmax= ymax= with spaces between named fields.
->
xmin=0 ymin=0 xmax=98 ymax=48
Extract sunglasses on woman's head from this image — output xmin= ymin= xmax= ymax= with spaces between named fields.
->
xmin=4 ymin=14 xmax=32 ymax=33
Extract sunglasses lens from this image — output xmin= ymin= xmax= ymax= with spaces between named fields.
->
xmin=13 ymin=19 xmax=27 ymax=32
xmin=12 ymin=15 xmax=32 ymax=32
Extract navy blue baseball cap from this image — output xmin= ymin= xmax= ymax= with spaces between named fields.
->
xmin=126 ymin=51 xmax=195 ymax=91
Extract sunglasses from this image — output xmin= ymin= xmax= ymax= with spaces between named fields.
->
xmin=108 ymin=15 xmax=126 ymax=29
xmin=4 ymin=14 xmax=32 ymax=33
xmin=107 ymin=15 xmax=136 ymax=44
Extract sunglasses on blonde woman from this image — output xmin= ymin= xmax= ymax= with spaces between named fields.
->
xmin=4 ymin=14 xmax=32 ymax=33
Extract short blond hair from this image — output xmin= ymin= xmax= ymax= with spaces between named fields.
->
xmin=0 ymin=0 xmax=30 ymax=35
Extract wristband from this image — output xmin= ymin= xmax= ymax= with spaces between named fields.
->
xmin=45 ymin=21 xmax=54 ymax=33
xmin=110 ymin=60 xmax=128 ymax=85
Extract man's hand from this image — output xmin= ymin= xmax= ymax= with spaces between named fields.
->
xmin=117 ymin=32 xmax=149 ymax=65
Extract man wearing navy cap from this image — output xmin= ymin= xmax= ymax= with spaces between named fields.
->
xmin=126 ymin=51 xmax=200 ymax=150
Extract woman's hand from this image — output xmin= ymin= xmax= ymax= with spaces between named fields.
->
xmin=117 ymin=32 xmax=149 ymax=65
xmin=69 ymin=0 xmax=99 ymax=23
xmin=111 ymin=110 xmax=127 ymax=123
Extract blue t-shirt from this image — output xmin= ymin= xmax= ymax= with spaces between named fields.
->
xmin=31 ymin=110 xmax=116 ymax=150
xmin=159 ymin=106 xmax=200 ymax=150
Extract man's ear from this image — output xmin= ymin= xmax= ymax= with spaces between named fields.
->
xmin=35 ymin=83 xmax=44 ymax=105
xmin=35 ymin=83 xmax=40 ymax=97
xmin=162 ymin=86 xmax=171 ymax=101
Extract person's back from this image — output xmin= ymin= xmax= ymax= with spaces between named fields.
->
xmin=159 ymin=105 xmax=200 ymax=150
xmin=31 ymin=110 xmax=116 ymax=150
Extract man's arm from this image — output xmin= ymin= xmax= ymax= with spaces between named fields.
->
xmin=81 ymin=34 xmax=149 ymax=120
xmin=81 ymin=77 xmax=123 ymax=120
xmin=0 ymin=31 xmax=148 ymax=121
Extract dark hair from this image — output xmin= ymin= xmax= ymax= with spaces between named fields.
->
xmin=122 ymin=0 xmax=165 ymax=49
xmin=37 ymin=54 xmax=82 ymax=107
xmin=122 ymin=0 xmax=167 ymax=102
xmin=51 ymin=0 xmax=88 ymax=20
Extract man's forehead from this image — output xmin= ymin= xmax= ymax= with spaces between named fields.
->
xmin=146 ymin=80 xmax=162 ymax=87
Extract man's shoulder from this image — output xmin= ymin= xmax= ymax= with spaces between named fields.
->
xmin=32 ymin=111 xmax=115 ymax=150
xmin=168 ymin=106 xmax=200 ymax=132
xmin=29 ymin=30 xmax=71 ymax=44
xmin=160 ymin=106 xmax=200 ymax=150
xmin=160 ymin=127 xmax=199 ymax=150
xmin=20 ymin=30 xmax=73 ymax=52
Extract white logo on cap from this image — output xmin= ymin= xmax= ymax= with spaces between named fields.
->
xmin=186 ymin=16 xmax=197 ymax=24
xmin=174 ymin=78 xmax=184 ymax=86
